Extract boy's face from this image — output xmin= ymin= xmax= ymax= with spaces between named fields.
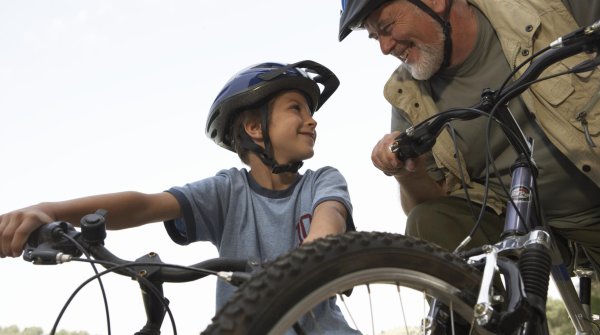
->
xmin=268 ymin=90 xmax=317 ymax=164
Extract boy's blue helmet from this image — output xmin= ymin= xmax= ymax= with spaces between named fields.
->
xmin=206 ymin=60 xmax=339 ymax=152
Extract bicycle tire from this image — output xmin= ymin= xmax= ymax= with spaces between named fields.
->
xmin=203 ymin=231 xmax=488 ymax=335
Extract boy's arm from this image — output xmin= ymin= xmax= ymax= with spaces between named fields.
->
xmin=303 ymin=200 xmax=348 ymax=244
xmin=0 ymin=191 xmax=180 ymax=257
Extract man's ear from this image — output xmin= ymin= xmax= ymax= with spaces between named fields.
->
xmin=244 ymin=118 xmax=263 ymax=142
xmin=430 ymin=0 xmax=448 ymax=16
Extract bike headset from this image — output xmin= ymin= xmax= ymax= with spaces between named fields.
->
xmin=338 ymin=0 xmax=454 ymax=70
xmin=206 ymin=60 xmax=340 ymax=174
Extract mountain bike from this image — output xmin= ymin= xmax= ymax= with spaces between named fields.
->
xmin=202 ymin=21 xmax=600 ymax=335
xmin=22 ymin=209 xmax=256 ymax=335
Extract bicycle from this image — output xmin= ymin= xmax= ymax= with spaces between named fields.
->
xmin=20 ymin=21 xmax=600 ymax=335
xmin=22 ymin=209 xmax=258 ymax=335
xmin=201 ymin=21 xmax=600 ymax=335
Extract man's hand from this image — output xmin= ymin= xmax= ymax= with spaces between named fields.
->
xmin=0 ymin=206 xmax=54 ymax=258
xmin=372 ymin=131 xmax=425 ymax=177
xmin=372 ymin=131 xmax=446 ymax=212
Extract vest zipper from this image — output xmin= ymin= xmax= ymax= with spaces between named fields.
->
xmin=576 ymin=89 xmax=600 ymax=148
xmin=576 ymin=111 xmax=597 ymax=148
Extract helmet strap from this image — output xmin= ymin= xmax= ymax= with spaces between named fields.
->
xmin=240 ymin=105 xmax=304 ymax=174
xmin=406 ymin=0 xmax=453 ymax=70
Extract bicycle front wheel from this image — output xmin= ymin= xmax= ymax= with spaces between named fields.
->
xmin=203 ymin=231 xmax=487 ymax=335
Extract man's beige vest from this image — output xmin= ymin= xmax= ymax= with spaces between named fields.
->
xmin=383 ymin=0 xmax=600 ymax=213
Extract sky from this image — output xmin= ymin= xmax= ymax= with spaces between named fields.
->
xmin=0 ymin=1 xmax=406 ymax=334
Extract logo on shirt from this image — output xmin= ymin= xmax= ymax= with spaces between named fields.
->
xmin=296 ymin=213 xmax=312 ymax=245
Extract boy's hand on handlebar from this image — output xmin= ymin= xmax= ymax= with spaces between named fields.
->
xmin=0 ymin=206 xmax=54 ymax=258
xmin=372 ymin=131 xmax=426 ymax=177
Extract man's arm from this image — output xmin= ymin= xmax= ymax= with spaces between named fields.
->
xmin=303 ymin=200 xmax=347 ymax=244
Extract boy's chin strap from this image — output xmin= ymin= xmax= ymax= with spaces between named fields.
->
xmin=271 ymin=160 xmax=304 ymax=174
xmin=239 ymin=130 xmax=304 ymax=174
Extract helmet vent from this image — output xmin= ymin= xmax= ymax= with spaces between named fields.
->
xmin=207 ymin=109 xmax=220 ymax=127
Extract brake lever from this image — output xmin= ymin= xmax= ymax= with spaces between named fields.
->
xmin=23 ymin=221 xmax=82 ymax=264
xmin=390 ymin=122 xmax=438 ymax=161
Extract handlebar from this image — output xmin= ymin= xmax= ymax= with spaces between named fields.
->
xmin=22 ymin=210 xmax=254 ymax=335
xmin=391 ymin=20 xmax=600 ymax=161
xmin=23 ymin=212 xmax=250 ymax=281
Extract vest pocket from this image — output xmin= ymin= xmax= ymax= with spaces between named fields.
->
xmin=522 ymin=15 xmax=600 ymax=144
xmin=529 ymin=62 xmax=600 ymax=144
xmin=529 ymin=63 xmax=574 ymax=106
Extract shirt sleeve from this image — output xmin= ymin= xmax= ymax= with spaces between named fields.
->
xmin=163 ymin=170 xmax=232 ymax=245
xmin=310 ymin=166 xmax=356 ymax=232
xmin=391 ymin=105 xmax=412 ymax=133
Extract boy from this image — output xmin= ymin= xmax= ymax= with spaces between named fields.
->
xmin=0 ymin=60 xmax=358 ymax=333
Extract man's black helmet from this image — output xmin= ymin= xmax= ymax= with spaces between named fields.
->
xmin=339 ymin=0 xmax=454 ymax=70
xmin=206 ymin=60 xmax=339 ymax=152
xmin=339 ymin=0 xmax=392 ymax=41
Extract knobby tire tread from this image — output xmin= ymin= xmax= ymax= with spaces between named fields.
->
xmin=202 ymin=231 xmax=482 ymax=335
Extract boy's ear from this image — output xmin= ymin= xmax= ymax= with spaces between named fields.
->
xmin=244 ymin=118 xmax=263 ymax=141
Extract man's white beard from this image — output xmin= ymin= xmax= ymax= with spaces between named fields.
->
xmin=403 ymin=36 xmax=445 ymax=80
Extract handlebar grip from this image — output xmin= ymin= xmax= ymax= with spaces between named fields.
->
xmin=390 ymin=138 xmax=420 ymax=161
xmin=391 ymin=129 xmax=437 ymax=161
xmin=23 ymin=221 xmax=82 ymax=264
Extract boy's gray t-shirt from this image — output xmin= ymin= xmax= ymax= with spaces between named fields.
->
xmin=163 ymin=166 xmax=358 ymax=333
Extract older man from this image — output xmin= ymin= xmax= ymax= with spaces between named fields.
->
xmin=339 ymin=0 xmax=600 ymax=275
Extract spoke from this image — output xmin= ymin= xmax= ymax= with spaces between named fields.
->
xmin=468 ymin=315 xmax=476 ymax=335
xmin=308 ymin=309 xmax=324 ymax=335
xmin=450 ymin=300 xmax=455 ymax=335
xmin=367 ymin=283 xmax=375 ymax=335
xmin=397 ymin=283 xmax=410 ymax=335
xmin=422 ymin=291 xmax=427 ymax=335
xmin=338 ymin=293 xmax=359 ymax=331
